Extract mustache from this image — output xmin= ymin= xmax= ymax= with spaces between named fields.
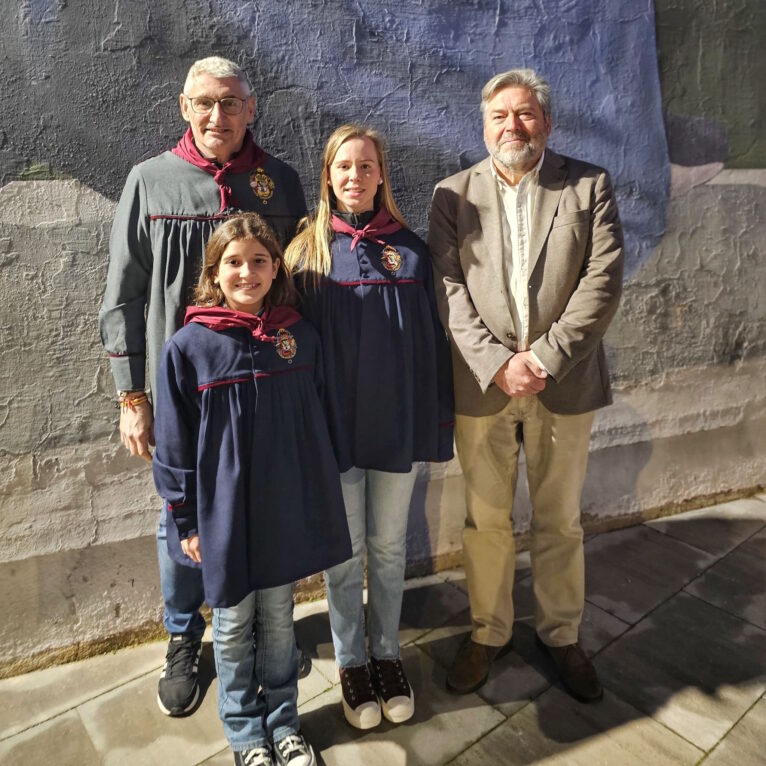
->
xmin=500 ymin=132 xmax=530 ymax=143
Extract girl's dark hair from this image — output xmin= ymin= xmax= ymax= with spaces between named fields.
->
xmin=195 ymin=212 xmax=297 ymax=308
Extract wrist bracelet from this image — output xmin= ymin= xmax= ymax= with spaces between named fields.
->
xmin=117 ymin=392 xmax=150 ymax=412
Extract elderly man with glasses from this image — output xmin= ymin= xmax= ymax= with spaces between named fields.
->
xmin=99 ymin=56 xmax=307 ymax=719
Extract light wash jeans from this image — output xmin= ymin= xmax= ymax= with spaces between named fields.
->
xmin=325 ymin=466 xmax=418 ymax=668
xmin=212 ymin=587 xmax=299 ymax=750
xmin=157 ymin=504 xmax=206 ymax=640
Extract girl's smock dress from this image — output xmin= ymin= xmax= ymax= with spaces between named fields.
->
xmin=299 ymin=210 xmax=454 ymax=473
xmin=152 ymin=305 xmax=352 ymax=608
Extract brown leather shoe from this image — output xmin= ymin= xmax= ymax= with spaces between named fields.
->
xmin=536 ymin=636 xmax=603 ymax=702
xmin=446 ymin=636 xmax=512 ymax=694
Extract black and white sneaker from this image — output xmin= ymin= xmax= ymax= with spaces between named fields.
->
xmin=338 ymin=664 xmax=381 ymax=729
xmin=156 ymin=633 xmax=202 ymax=716
xmin=234 ymin=746 xmax=274 ymax=766
xmin=369 ymin=656 xmax=415 ymax=723
xmin=274 ymin=732 xmax=316 ymax=766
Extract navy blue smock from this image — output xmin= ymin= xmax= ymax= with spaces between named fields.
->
xmin=298 ymin=226 xmax=454 ymax=473
xmin=152 ymin=315 xmax=352 ymax=608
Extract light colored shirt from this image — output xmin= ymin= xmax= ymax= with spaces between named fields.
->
xmin=490 ymin=151 xmax=548 ymax=374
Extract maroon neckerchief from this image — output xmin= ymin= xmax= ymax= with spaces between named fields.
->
xmin=185 ymin=305 xmax=301 ymax=340
xmin=330 ymin=207 xmax=403 ymax=250
xmin=171 ymin=128 xmax=267 ymax=212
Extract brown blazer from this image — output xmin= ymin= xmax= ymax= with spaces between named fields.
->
xmin=428 ymin=150 xmax=624 ymax=417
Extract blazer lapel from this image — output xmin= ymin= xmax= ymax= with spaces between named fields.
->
xmin=529 ymin=150 xmax=566 ymax=275
xmin=470 ymin=159 xmax=513 ymax=311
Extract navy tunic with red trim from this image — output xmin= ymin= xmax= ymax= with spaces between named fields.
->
xmin=152 ymin=317 xmax=351 ymax=607
xmin=298 ymin=228 xmax=454 ymax=473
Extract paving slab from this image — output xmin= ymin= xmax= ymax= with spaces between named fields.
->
xmin=198 ymin=748 xmax=235 ymax=765
xmin=0 ymin=638 xmax=167 ymax=740
xmin=76 ymin=668 xmax=227 ymax=766
xmin=512 ymin=572 xmax=631 ymax=657
xmin=448 ymin=686 xmax=703 ymax=766
xmin=0 ymin=710 xmax=102 ymax=766
xmin=297 ymin=662 xmax=334 ymax=708
xmin=646 ymin=496 xmax=766 ymax=557
xmin=413 ymin=577 xmax=630 ymax=718
xmin=704 ymin=694 xmax=766 ymax=766
xmin=294 ymin=606 xmax=341 ymax=686
xmin=399 ymin=579 xmax=471 ymax=647
xmin=685 ymin=528 xmax=766 ymax=630
xmin=584 ymin=525 xmax=717 ymax=624
xmin=596 ymin=591 xmax=766 ymax=750
xmin=297 ymin=645 xmax=505 ymax=766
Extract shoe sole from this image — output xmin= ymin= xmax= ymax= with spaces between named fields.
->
xmin=380 ymin=689 xmax=415 ymax=723
xmin=341 ymin=697 xmax=382 ymax=729
xmin=156 ymin=683 xmax=200 ymax=717
xmin=445 ymin=639 xmax=514 ymax=695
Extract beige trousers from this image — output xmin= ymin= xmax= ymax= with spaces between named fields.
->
xmin=455 ymin=395 xmax=595 ymax=648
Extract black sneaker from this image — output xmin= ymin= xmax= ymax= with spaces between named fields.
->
xmin=156 ymin=633 xmax=202 ymax=716
xmin=274 ymin=732 xmax=316 ymax=766
xmin=369 ymin=656 xmax=415 ymax=723
xmin=297 ymin=644 xmax=312 ymax=680
xmin=234 ymin=747 xmax=274 ymax=766
xmin=338 ymin=664 xmax=381 ymax=729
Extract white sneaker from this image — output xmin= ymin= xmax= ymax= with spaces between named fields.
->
xmin=338 ymin=664 xmax=382 ymax=729
xmin=369 ymin=657 xmax=415 ymax=723
xmin=274 ymin=732 xmax=316 ymax=766
xmin=234 ymin=746 xmax=274 ymax=766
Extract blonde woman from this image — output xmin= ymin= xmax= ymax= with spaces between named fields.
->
xmin=285 ymin=125 xmax=453 ymax=730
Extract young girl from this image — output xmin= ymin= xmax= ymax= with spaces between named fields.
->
xmin=285 ymin=125 xmax=453 ymax=729
xmin=153 ymin=212 xmax=351 ymax=766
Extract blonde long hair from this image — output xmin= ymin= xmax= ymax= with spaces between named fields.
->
xmin=284 ymin=124 xmax=408 ymax=284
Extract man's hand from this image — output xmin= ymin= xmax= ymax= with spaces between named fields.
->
xmin=493 ymin=351 xmax=548 ymax=397
xmin=120 ymin=399 xmax=155 ymax=463
xmin=181 ymin=535 xmax=202 ymax=563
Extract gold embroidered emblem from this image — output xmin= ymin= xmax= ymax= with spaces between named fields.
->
xmin=381 ymin=245 xmax=402 ymax=272
xmin=250 ymin=168 xmax=275 ymax=204
xmin=274 ymin=328 xmax=297 ymax=361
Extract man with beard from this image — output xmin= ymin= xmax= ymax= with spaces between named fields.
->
xmin=428 ymin=69 xmax=623 ymax=702
xmin=99 ymin=56 xmax=309 ymax=719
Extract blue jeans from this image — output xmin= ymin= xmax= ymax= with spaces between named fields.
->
xmin=157 ymin=505 xmax=206 ymax=640
xmin=325 ymin=466 xmax=417 ymax=668
xmin=213 ymin=587 xmax=299 ymax=750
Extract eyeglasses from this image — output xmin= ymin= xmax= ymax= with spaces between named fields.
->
xmin=184 ymin=95 xmax=248 ymax=115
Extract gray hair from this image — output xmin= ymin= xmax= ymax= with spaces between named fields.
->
xmin=480 ymin=69 xmax=551 ymax=119
xmin=183 ymin=56 xmax=252 ymax=95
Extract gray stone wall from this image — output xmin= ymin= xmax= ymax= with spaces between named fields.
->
xmin=0 ymin=0 xmax=763 ymax=675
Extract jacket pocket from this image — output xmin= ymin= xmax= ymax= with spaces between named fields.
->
xmin=551 ymin=209 xmax=590 ymax=228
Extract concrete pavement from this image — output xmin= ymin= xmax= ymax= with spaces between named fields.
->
xmin=2 ymin=494 xmax=765 ymax=765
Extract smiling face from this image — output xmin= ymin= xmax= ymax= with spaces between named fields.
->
xmin=328 ymin=136 xmax=382 ymax=213
xmin=180 ymin=73 xmax=255 ymax=164
xmin=483 ymin=85 xmax=551 ymax=183
xmin=214 ymin=238 xmax=279 ymax=314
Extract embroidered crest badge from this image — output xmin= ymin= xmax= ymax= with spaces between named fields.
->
xmin=274 ymin=328 xmax=297 ymax=361
xmin=381 ymin=245 xmax=402 ymax=273
xmin=250 ymin=168 xmax=275 ymax=204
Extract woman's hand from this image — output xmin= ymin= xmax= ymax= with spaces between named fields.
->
xmin=181 ymin=535 xmax=202 ymax=563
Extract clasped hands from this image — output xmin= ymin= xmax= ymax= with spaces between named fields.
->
xmin=492 ymin=351 xmax=547 ymax=397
